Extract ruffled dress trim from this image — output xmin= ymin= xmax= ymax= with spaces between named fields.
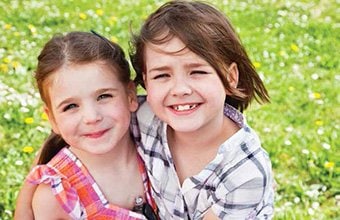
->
xmin=26 ymin=147 xmax=156 ymax=219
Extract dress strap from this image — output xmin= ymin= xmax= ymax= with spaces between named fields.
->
xmin=136 ymin=153 xmax=158 ymax=216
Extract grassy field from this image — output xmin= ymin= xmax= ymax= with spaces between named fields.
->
xmin=0 ymin=0 xmax=338 ymax=219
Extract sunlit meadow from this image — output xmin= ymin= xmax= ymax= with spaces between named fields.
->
xmin=0 ymin=0 xmax=338 ymax=219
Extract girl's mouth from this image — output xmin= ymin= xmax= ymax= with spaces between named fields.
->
xmin=84 ymin=129 xmax=109 ymax=138
xmin=172 ymin=104 xmax=198 ymax=111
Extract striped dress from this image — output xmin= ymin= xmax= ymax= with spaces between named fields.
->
xmin=27 ymin=147 xmax=157 ymax=219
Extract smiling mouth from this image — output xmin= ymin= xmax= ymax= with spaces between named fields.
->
xmin=84 ymin=129 xmax=109 ymax=138
xmin=172 ymin=104 xmax=198 ymax=111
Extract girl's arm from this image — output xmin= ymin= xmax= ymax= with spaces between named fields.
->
xmin=32 ymin=184 xmax=70 ymax=220
xmin=14 ymin=182 xmax=36 ymax=220
xmin=14 ymin=148 xmax=41 ymax=220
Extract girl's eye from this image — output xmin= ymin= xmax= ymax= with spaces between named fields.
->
xmin=98 ymin=93 xmax=113 ymax=101
xmin=191 ymin=70 xmax=208 ymax=75
xmin=63 ymin=103 xmax=78 ymax=112
xmin=152 ymin=73 xmax=170 ymax=80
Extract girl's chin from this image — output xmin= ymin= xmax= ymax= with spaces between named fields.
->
xmin=166 ymin=123 xmax=200 ymax=133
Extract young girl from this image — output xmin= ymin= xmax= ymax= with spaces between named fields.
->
xmin=18 ymin=31 xmax=157 ymax=219
xmin=130 ymin=1 xmax=274 ymax=219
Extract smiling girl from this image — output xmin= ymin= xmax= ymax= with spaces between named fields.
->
xmin=23 ymin=31 xmax=157 ymax=219
xmin=130 ymin=1 xmax=275 ymax=219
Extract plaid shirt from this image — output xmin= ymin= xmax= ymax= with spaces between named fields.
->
xmin=27 ymin=147 xmax=156 ymax=219
xmin=132 ymin=96 xmax=274 ymax=219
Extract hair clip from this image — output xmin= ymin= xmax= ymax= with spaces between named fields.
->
xmin=90 ymin=30 xmax=116 ymax=51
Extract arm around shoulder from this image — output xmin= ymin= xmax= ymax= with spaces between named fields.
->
xmin=14 ymin=181 xmax=37 ymax=220
xmin=32 ymin=184 xmax=70 ymax=220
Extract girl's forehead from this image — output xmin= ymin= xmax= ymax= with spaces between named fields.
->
xmin=146 ymin=36 xmax=186 ymax=54
xmin=48 ymin=62 xmax=119 ymax=87
xmin=144 ymin=45 xmax=213 ymax=72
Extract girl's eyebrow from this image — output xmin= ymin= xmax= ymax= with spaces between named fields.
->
xmin=184 ymin=62 xmax=210 ymax=68
xmin=148 ymin=66 xmax=170 ymax=73
xmin=149 ymin=62 xmax=210 ymax=73
xmin=55 ymin=97 xmax=75 ymax=110
xmin=55 ymin=88 xmax=118 ymax=109
xmin=96 ymin=87 xmax=118 ymax=94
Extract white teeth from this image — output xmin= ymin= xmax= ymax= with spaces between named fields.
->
xmin=174 ymin=104 xmax=197 ymax=111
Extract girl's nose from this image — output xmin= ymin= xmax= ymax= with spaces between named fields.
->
xmin=82 ymin=106 xmax=102 ymax=124
xmin=170 ymin=76 xmax=192 ymax=97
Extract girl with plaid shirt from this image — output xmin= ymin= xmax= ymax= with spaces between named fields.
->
xmin=130 ymin=1 xmax=274 ymax=219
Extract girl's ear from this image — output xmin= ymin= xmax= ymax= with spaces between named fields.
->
xmin=44 ymin=106 xmax=60 ymax=135
xmin=127 ymin=81 xmax=139 ymax=112
xmin=227 ymin=62 xmax=239 ymax=89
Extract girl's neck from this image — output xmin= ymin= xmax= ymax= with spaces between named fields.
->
xmin=168 ymin=116 xmax=239 ymax=151
xmin=167 ymin=116 xmax=240 ymax=184
xmin=69 ymin=135 xmax=145 ymax=209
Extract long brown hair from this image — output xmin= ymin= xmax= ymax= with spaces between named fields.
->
xmin=130 ymin=0 xmax=269 ymax=111
xmin=36 ymin=31 xmax=131 ymax=164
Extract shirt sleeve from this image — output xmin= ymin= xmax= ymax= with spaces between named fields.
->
xmin=210 ymin=145 xmax=274 ymax=219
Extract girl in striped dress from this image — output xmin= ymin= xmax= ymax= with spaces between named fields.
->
xmin=17 ymin=31 xmax=157 ymax=220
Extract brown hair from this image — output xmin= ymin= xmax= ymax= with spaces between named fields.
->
xmin=36 ymin=31 xmax=131 ymax=164
xmin=130 ymin=0 xmax=269 ymax=111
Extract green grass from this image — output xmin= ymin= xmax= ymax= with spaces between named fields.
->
xmin=0 ymin=0 xmax=338 ymax=219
